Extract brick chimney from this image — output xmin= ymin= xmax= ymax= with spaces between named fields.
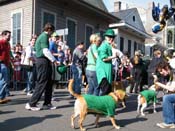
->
xmin=114 ymin=0 xmax=121 ymax=12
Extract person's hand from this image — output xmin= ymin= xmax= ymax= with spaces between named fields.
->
xmin=152 ymin=73 xmax=158 ymax=83
xmin=84 ymin=51 xmax=87 ymax=56
xmin=115 ymin=52 xmax=119 ymax=58
xmin=53 ymin=61 xmax=60 ymax=66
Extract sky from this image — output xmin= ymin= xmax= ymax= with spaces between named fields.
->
xmin=103 ymin=0 xmax=171 ymax=12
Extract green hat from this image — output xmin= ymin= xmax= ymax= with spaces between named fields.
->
xmin=57 ymin=64 xmax=67 ymax=74
xmin=104 ymin=29 xmax=115 ymax=37
xmin=52 ymin=32 xmax=59 ymax=37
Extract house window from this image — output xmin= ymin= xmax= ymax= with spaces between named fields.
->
xmin=42 ymin=9 xmax=56 ymax=29
xmin=128 ymin=40 xmax=131 ymax=55
xmin=120 ymin=37 xmax=124 ymax=52
xmin=66 ymin=18 xmax=77 ymax=49
xmin=85 ymin=24 xmax=93 ymax=48
xmin=167 ymin=30 xmax=173 ymax=47
xmin=134 ymin=41 xmax=137 ymax=52
xmin=138 ymin=43 xmax=142 ymax=50
xmin=12 ymin=12 xmax=22 ymax=45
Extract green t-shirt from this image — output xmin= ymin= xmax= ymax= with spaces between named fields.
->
xmin=83 ymin=94 xmax=117 ymax=116
xmin=140 ymin=90 xmax=157 ymax=104
xmin=86 ymin=44 xmax=98 ymax=71
xmin=35 ymin=32 xmax=49 ymax=58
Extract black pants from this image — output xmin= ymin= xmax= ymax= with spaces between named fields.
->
xmin=99 ymin=78 xmax=112 ymax=96
xmin=29 ymin=58 xmax=53 ymax=107
xmin=130 ymin=68 xmax=142 ymax=93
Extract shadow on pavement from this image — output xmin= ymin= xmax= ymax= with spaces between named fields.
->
xmin=0 ymin=110 xmax=16 ymax=115
xmin=84 ymin=116 xmax=147 ymax=130
xmin=0 ymin=114 xmax=62 ymax=131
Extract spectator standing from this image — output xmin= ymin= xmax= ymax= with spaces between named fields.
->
xmin=96 ymin=29 xmax=117 ymax=95
xmin=62 ymin=40 xmax=69 ymax=53
xmin=21 ymin=36 xmax=37 ymax=96
xmin=25 ymin=23 xmax=59 ymax=111
xmin=57 ymin=36 xmax=69 ymax=54
xmin=118 ymin=52 xmax=131 ymax=80
xmin=64 ymin=48 xmax=72 ymax=65
xmin=147 ymin=48 xmax=165 ymax=86
xmin=0 ymin=30 xmax=12 ymax=103
xmin=130 ymin=50 xmax=143 ymax=93
xmin=49 ymin=32 xmax=59 ymax=60
xmin=13 ymin=52 xmax=22 ymax=84
xmin=86 ymin=33 xmax=101 ymax=95
xmin=71 ymin=41 xmax=86 ymax=95
xmin=57 ymin=45 xmax=65 ymax=64
xmin=111 ymin=42 xmax=123 ymax=81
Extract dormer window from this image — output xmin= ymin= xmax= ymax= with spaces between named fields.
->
xmin=133 ymin=16 xmax=135 ymax=22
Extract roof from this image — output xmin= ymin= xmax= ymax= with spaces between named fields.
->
xmin=74 ymin=0 xmax=120 ymax=23
xmin=111 ymin=8 xmax=146 ymax=33
xmin=0 ymin=0 xmax=108 ymax=12
xmin=0 ymin=0 xmax=120 ymax=23
xmin=82 ymin=0 xmax=108 ymax=12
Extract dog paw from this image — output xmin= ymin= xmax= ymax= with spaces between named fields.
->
xmin=122 ymin=105 xmax=126 ymax=109
xmin=154 ymin=110 xmax=157 ymax=113
xmin=114 ymin=125 xmax=120 ymax=129
xmin=141 ymin=113 xmax=145 ymax=116
xmin=81 ymin=128 xmax=87 ymax=131
xmin=71 ymin=124 xmax=75 ymax=129
xmin=95 ymin=124 xmax=100 ymax=128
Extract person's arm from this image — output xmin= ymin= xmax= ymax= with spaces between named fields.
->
xmin=101 ymin=46 xmax=117 ymax=62
xmin=155 ymin=81 xmax=175 ymax=92
xmin=40 ymin=34 xmax=57 ymax=63
xmin=43 ymin=48 xmax=57 ymax=62
xmin=103 ymin=55 xmax=116 ymax=62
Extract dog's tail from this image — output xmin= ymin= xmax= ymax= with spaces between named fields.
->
xmin=68 ymin=79 xmax=81 ymax=98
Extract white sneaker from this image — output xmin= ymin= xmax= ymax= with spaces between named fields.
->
xmin=157 ymin=122 xmax=175 ymax=129
xmin=25 ymin=103 xmax=40 ymax=111
xmin=27 ymin=92 xmax=33 ymax=96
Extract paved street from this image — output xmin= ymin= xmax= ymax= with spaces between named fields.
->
xmin=0 ymin=88 xmax=174 ymax=131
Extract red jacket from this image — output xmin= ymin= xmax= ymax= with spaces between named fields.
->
xmin=0 ymin=39 xmax=11 ymax=66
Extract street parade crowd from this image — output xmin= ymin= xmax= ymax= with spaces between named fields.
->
xmin=0 ymin=22 xmax=175 ymax=129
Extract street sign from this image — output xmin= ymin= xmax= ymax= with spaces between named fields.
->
xmin=56 ymin=28 xmax=68 ymax=36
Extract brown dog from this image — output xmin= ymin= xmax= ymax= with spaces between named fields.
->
xmin=112 ymin=80 xmax=128 ymax=108
xmin=68 ymin=79 xmax=126 ymax=131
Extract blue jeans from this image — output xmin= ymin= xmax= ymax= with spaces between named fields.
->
xmin=0 ymin=64 xmax=10 ymax=99
xmin=71 ymin=65 xmax=82 ymax=94
xmin=163 ymin=94 xmax=175 ymax=124
xmin=27 ymin=70 xmax=33 ymax=92
xmin=86 ymin=69 xmax=99 ymax=96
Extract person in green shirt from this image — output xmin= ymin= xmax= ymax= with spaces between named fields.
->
xmin=86 ymin=33 xmax=101 ymax=96
xmin=96 ymin=29 xmax=118 ymax=95
xmin=25 ymin=23 xmax=59 ymax=111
